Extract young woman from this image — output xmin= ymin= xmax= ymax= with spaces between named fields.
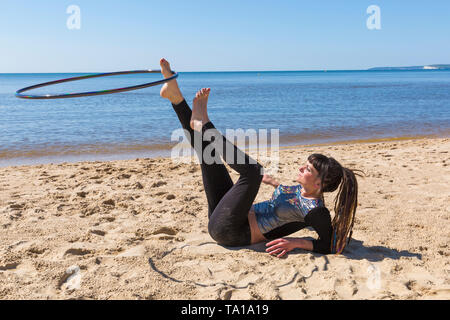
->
xmin=159 ymin=58 xmax=360 ymax=256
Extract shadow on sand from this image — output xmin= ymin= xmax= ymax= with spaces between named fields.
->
xmin=222 ymin=237 xmax=422 ymax=263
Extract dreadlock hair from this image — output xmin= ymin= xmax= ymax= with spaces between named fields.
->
xmin=307 ymin=153 xmax=364 ymax=254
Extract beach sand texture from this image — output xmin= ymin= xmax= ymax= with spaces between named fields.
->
xmin=0 ymin=137 xmax=449 ymax=300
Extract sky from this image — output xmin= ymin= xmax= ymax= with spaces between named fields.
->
xmin=1 ymin=0 xmax=449 ymax=72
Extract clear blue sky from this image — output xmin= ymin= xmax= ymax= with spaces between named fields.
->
xmin=1 ymin=0 xmax=449 ymax=72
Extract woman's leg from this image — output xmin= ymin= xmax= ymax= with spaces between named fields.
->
xmin=160 ymin=59 xmax=263 ymax=246
xmin=159 ymin=59 xmax=234 ymax=217
xmin=171 ymin=98 xmax=235 ymax=217
xmin=203 ymin=120 xmax=263 ymax=247
xmin=182 ymin=89 xmax=263 ymax=247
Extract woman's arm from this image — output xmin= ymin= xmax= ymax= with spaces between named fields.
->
xmin=265 ymin=207 xmax=333 ymax=257
xmin=304 ymin=207 xmax=333 ymax=254
xmin=265 ymin=237 xmax=313 ymax=258
xmin=262 ymin=174 xmax=280 ymax=188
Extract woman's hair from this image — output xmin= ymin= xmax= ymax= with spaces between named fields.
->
xmin=307 ymin=153 xmax=364 ymax=254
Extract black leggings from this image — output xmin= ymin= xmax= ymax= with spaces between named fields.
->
xmin=172 ymin=100 xmax=264 ymax=246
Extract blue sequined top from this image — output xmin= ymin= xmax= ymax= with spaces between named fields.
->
xmin=253 ymin=184 xmax=324 ymax=235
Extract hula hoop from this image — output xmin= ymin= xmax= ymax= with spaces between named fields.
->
xmin=15 ymin=70 xmax=178 ymax=99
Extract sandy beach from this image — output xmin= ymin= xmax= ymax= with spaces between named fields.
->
xmin=0 ymin=136 xmax=449 ymax=300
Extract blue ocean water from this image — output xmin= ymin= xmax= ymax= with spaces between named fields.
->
xmin=1 ymin=70 xmax=449 ymax=166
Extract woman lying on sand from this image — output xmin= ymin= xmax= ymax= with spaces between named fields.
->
xmin=159 ymin=58 xmax=361 ymax=256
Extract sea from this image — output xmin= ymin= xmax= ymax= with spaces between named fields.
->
xmin=1 ymin=70 xmax=449 ymax=167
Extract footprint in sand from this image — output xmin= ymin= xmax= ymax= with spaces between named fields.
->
xmin=0 ymin=262 xmax=20 ymax=271
xmin=151 ymin=226 xmax=179 ymax=240
xmin=102 ymin=199 xmax=115 ymax=207
xmin=133 ymin=182 xmax=144 ymax=190
xmin=9 ymin=203 xmax=25 ymax=210
xmin=63 ymin=247 xmax=93 ymax=257
xmin=152 ymin=226 xmax=178 ymax=236
xmin=217 ymin=287 xmax=234 ymax=300
xmin=90 ymin=229 xmax=106 ymax=236
xmin=117 ymin=245 xmax=146 ymax=257
xmin=76 ymin=191 xmax=88 ymax=198
xmin=294 ymin=276 xmax=308 ymax=295
xmin=152 ymin=181 xmax=167 ymax=188
xmin=334 ymin=278 xmax=358 ymax=298
xmin=166 ymin=194 xmax=176 ymax=200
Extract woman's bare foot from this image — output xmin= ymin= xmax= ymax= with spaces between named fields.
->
xmin=159 ymin=58 xmax=184 ymax=105
xmin=191 ymin=88 xmax=211 ymax=132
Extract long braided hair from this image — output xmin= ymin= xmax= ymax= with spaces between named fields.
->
xmin=307 ymin=154 xmax=364 ymax=254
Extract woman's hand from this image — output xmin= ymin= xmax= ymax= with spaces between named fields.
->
xmin=262 ymin=174 xmax=280 ymax=188
xmin=265 ymin=238 xmax=314 ymax=258
xmin=265 ymin=238 xmax=296 ymax=258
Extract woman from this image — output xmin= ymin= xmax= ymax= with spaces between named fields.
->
xmin=159 ymin=58 xmax=360 ymax=256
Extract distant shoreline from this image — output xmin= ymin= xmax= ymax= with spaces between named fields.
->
xmin=368 ymin=64 xmax=450 ymax=71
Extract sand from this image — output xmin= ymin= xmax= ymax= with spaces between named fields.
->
xmin=0 ymin=137 xmax=449 ymax=300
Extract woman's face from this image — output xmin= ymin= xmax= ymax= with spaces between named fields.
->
xmin=296 ymin=160 xmax=321 ymax=190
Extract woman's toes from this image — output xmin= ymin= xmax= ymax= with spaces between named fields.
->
xmin=160 ymin=58 xmax=169 ymax=67
xmin=159 ymin=58 xmax=173 ymax=79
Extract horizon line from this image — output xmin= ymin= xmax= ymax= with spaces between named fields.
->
xmin=1 ymin=67 xmax=448 ymax=74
